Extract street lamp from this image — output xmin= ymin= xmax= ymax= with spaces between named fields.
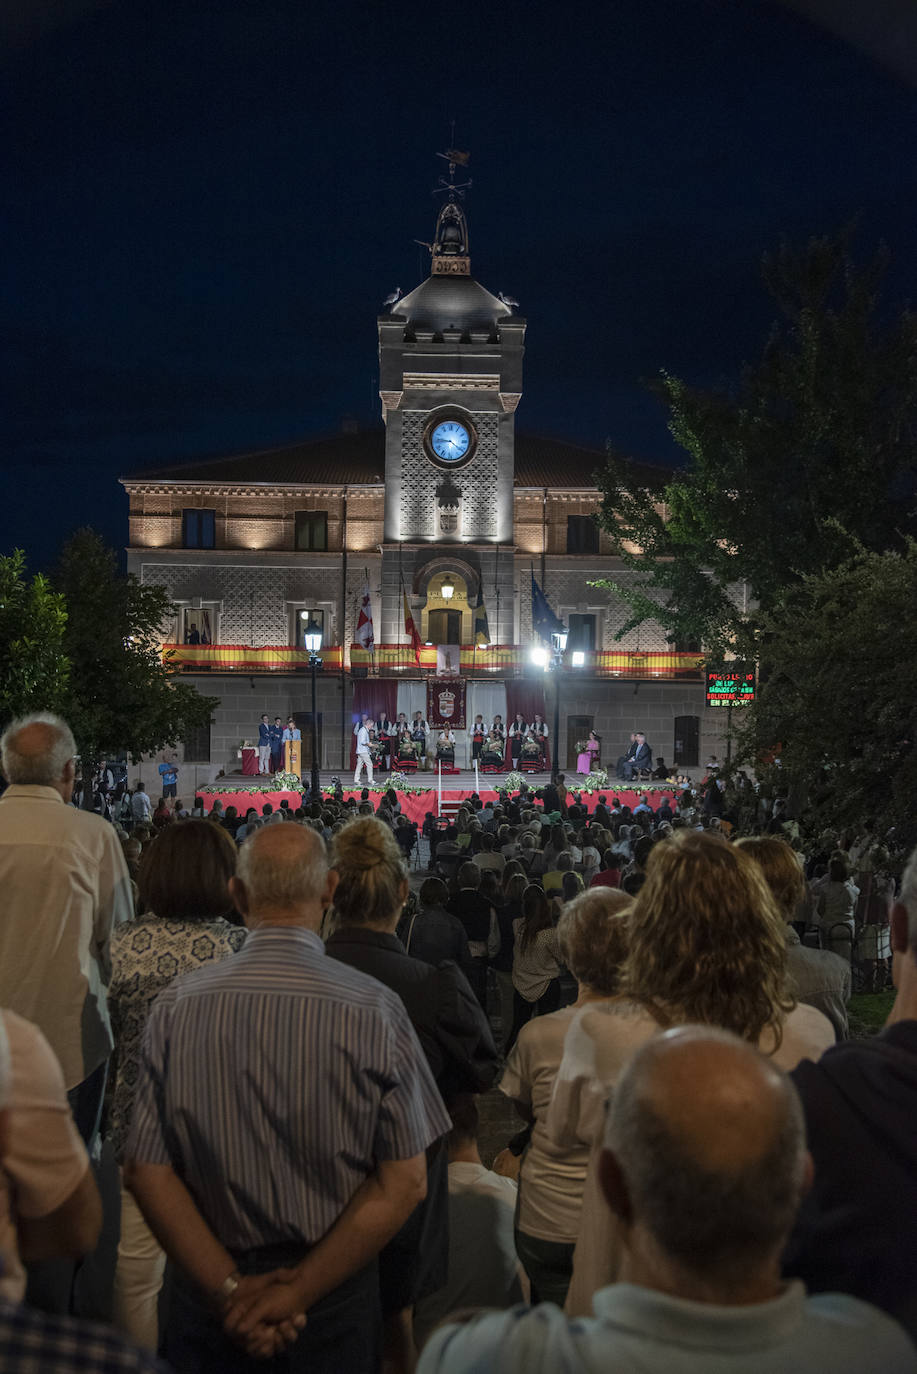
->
xmin=440 ymin=577 xmax=455 ymax=600
xmin=302 ymin=617 xmax=323 ymax=801
xmin=550 ymin=627 xmax=568 ymax=782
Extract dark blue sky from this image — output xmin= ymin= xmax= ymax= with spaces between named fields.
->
xmin=4 ymin=0 xmax=916 ymax=568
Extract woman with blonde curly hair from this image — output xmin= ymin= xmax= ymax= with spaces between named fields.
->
xmin=547 ymin=829 xmax=834 ymax=1316
xmin=325 ymin=816 xmax=498 ymax=1372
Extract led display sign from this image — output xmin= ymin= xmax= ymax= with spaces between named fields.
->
xmin=706 ymin=665 xmax=755 ymax=708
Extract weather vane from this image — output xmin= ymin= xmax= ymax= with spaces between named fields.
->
xmin=434 ymin=122 xmax=472 ymax=200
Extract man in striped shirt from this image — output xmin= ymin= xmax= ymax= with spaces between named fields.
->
xmin=126 ymin=824 xmax=450 ymax=1372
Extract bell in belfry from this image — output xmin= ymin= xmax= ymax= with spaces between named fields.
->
xmin=440 ymin=218 xmax=464 ymax=254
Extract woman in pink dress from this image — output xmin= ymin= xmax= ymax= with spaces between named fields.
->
xmin=576 ymin=730 xmax=600 ymax=775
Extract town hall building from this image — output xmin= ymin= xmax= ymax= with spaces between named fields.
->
xmin=122 ymin=175 xmax=726 ymax=784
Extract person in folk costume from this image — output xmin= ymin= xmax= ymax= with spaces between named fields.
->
xmin=521 ymin=727 xmax=544 ymax=764
xmin=531 ymin=713 xmax=549 ymax=762
xmin=509 ymin=713 xmax=528 ymax=764
xmin=375 ymin=713 xmax=395 ymax=772
xmin=470 ymin=714 xmax=486 ymax=762
xmin=435 ymin=727 xmax=456 ymax=765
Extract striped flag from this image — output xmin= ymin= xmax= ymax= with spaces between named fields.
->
xmin=403 ymin=587 xmax=422 ymax=664
xmin=472 ymin=584 xmax=491 ymax=647
xmin=355 ymin=580 xmax=374 ymax=651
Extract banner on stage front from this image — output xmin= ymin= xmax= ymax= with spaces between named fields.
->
xmin=427 ymin=677 xmax=466 ymax=730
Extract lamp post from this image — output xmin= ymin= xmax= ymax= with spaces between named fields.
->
xmin=302 ymin=616 xmax=323 ymax=802
xmin=550 ymin=627 xmax=568 ymax=781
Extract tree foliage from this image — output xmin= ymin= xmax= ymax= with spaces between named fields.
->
xmin=595 ymin=230 xmax=917 ymax=658
xmin=0 ymin=550 xmax=69 ymax=725
xmin=735 ymin=543 xmax=917 ymax=849
xmin=54 ymin=529 xmax=217 ymax=783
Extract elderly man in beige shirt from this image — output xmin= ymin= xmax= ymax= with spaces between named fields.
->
xmin=0 ymin=713 xmax=133 ymax=1148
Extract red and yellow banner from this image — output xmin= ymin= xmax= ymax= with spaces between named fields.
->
xmin=162 ymin=643 xmax=705 ymax=679
xmin=162 ymin=644 xmax=344 ymax=672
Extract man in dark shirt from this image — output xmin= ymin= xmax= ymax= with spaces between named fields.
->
xmin=447 ymin=864 xmax=499 ymax=1010
xmin=400 ymin=879 xmax=472 ymax=974
xmin=783 ymin=846 xmax=917 ymax=1342
xmin=326 ymin=841 xmax=498 ymax=1369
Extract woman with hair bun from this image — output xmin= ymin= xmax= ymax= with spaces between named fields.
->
xmin=500 ymin=887 xmax=630 ymax=1308
xmin=326 ymin=816 xmax=499 ymax=1372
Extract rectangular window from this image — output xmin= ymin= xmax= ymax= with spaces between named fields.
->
xmin=294 ymin=511 xmax=328 ymax=551
xmin=290 ymin=607 xmax=326 ymax=647
xmin=182 ymin=607 xmax=218 ymax=645
xmin=181 ymin=509 xmax=216 ymax=549
xmin=567 ymin=613 xmax=596 ymax=653
xmin=182 ymin=724 xmax=211 ymax=763
xmin=566 ymin=514 xmax=599 ymax=555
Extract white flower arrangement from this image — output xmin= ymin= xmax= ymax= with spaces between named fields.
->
xmin=580 ymin=768 xmax=609 ymax=792
xmin=272 ymin=771 xmax=305 ymax=792
xmin=502 ymin=770 xmax=526 ymax=794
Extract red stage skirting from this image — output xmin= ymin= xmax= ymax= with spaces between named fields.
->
xmin=198 ymin=787 xmax=672 ymax=827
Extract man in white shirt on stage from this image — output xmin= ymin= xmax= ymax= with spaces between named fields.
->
xmin=354 ymin=715 xmax=374 ymax=786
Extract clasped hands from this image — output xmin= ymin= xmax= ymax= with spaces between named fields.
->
xmin=222 ymin=1268 xmax=309 ymax=1360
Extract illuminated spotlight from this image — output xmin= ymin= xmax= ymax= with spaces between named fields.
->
xmin=530 ymin=646 xmax=548 ymax=668
xmin=571 ymin=651 xmax=585 ymax=667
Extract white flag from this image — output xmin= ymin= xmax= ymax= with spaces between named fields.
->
xmin=355 ymin=581 xmax=375 ymax=651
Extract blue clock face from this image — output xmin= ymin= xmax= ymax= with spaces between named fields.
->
xmin=430 ymin=420 xmax=471 ymax=463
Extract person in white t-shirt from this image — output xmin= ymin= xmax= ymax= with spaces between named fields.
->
xmin=500 ymin=888 xmax=631 ymax=1307
xmin=413 ymin=1097 xmax=525 ymax=1349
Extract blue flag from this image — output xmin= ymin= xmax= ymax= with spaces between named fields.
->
xmin=531 ymin=568 xmax=566 ymax=643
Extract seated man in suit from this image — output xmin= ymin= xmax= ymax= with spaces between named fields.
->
xmin=619 ymin=731 xmax=652 ymax=781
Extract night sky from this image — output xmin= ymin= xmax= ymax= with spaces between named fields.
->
xmin=4 ymin=0 xmax=917 ymax=569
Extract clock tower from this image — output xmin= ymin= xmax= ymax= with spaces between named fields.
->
xmin=378 ymin=171 xmax=525 ymax=642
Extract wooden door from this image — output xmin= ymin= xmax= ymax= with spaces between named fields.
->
xmin=674 ymin=715 xmax=699 ymax=767
xmin=428 ymin=609 xmax=461 ymax=644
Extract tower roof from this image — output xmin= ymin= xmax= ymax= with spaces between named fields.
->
xmin=393 ymin=274 xmax=512 ymax=333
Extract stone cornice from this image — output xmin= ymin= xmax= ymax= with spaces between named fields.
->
xmin=124 ymin=482 xmax=384 ymax=497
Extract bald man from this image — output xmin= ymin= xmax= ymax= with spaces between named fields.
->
xmin=419 ymin=1027 xmax=916 ymax=1374
xmin=127 ymin=824 xmax=450 ymax=1373
xmin=0 ymin=713 xmax=132 ymax=1149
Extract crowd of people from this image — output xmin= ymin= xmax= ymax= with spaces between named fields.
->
xmin=0 ymin=709 xmax=915 ymax=1372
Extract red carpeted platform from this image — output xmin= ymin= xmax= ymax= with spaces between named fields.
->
xmin=196 ymin=785 xmax=675 ymax=826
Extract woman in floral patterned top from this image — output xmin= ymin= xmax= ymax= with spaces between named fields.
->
xmin=108 ymin=820 xmax=246 ymax=1351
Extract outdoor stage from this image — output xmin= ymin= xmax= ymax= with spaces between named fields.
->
xmin=200 ymin=768 xmax=678 ymax=827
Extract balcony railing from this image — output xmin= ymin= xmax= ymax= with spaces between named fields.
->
xmin=163 ymin=643 xmax=705 ymax=679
